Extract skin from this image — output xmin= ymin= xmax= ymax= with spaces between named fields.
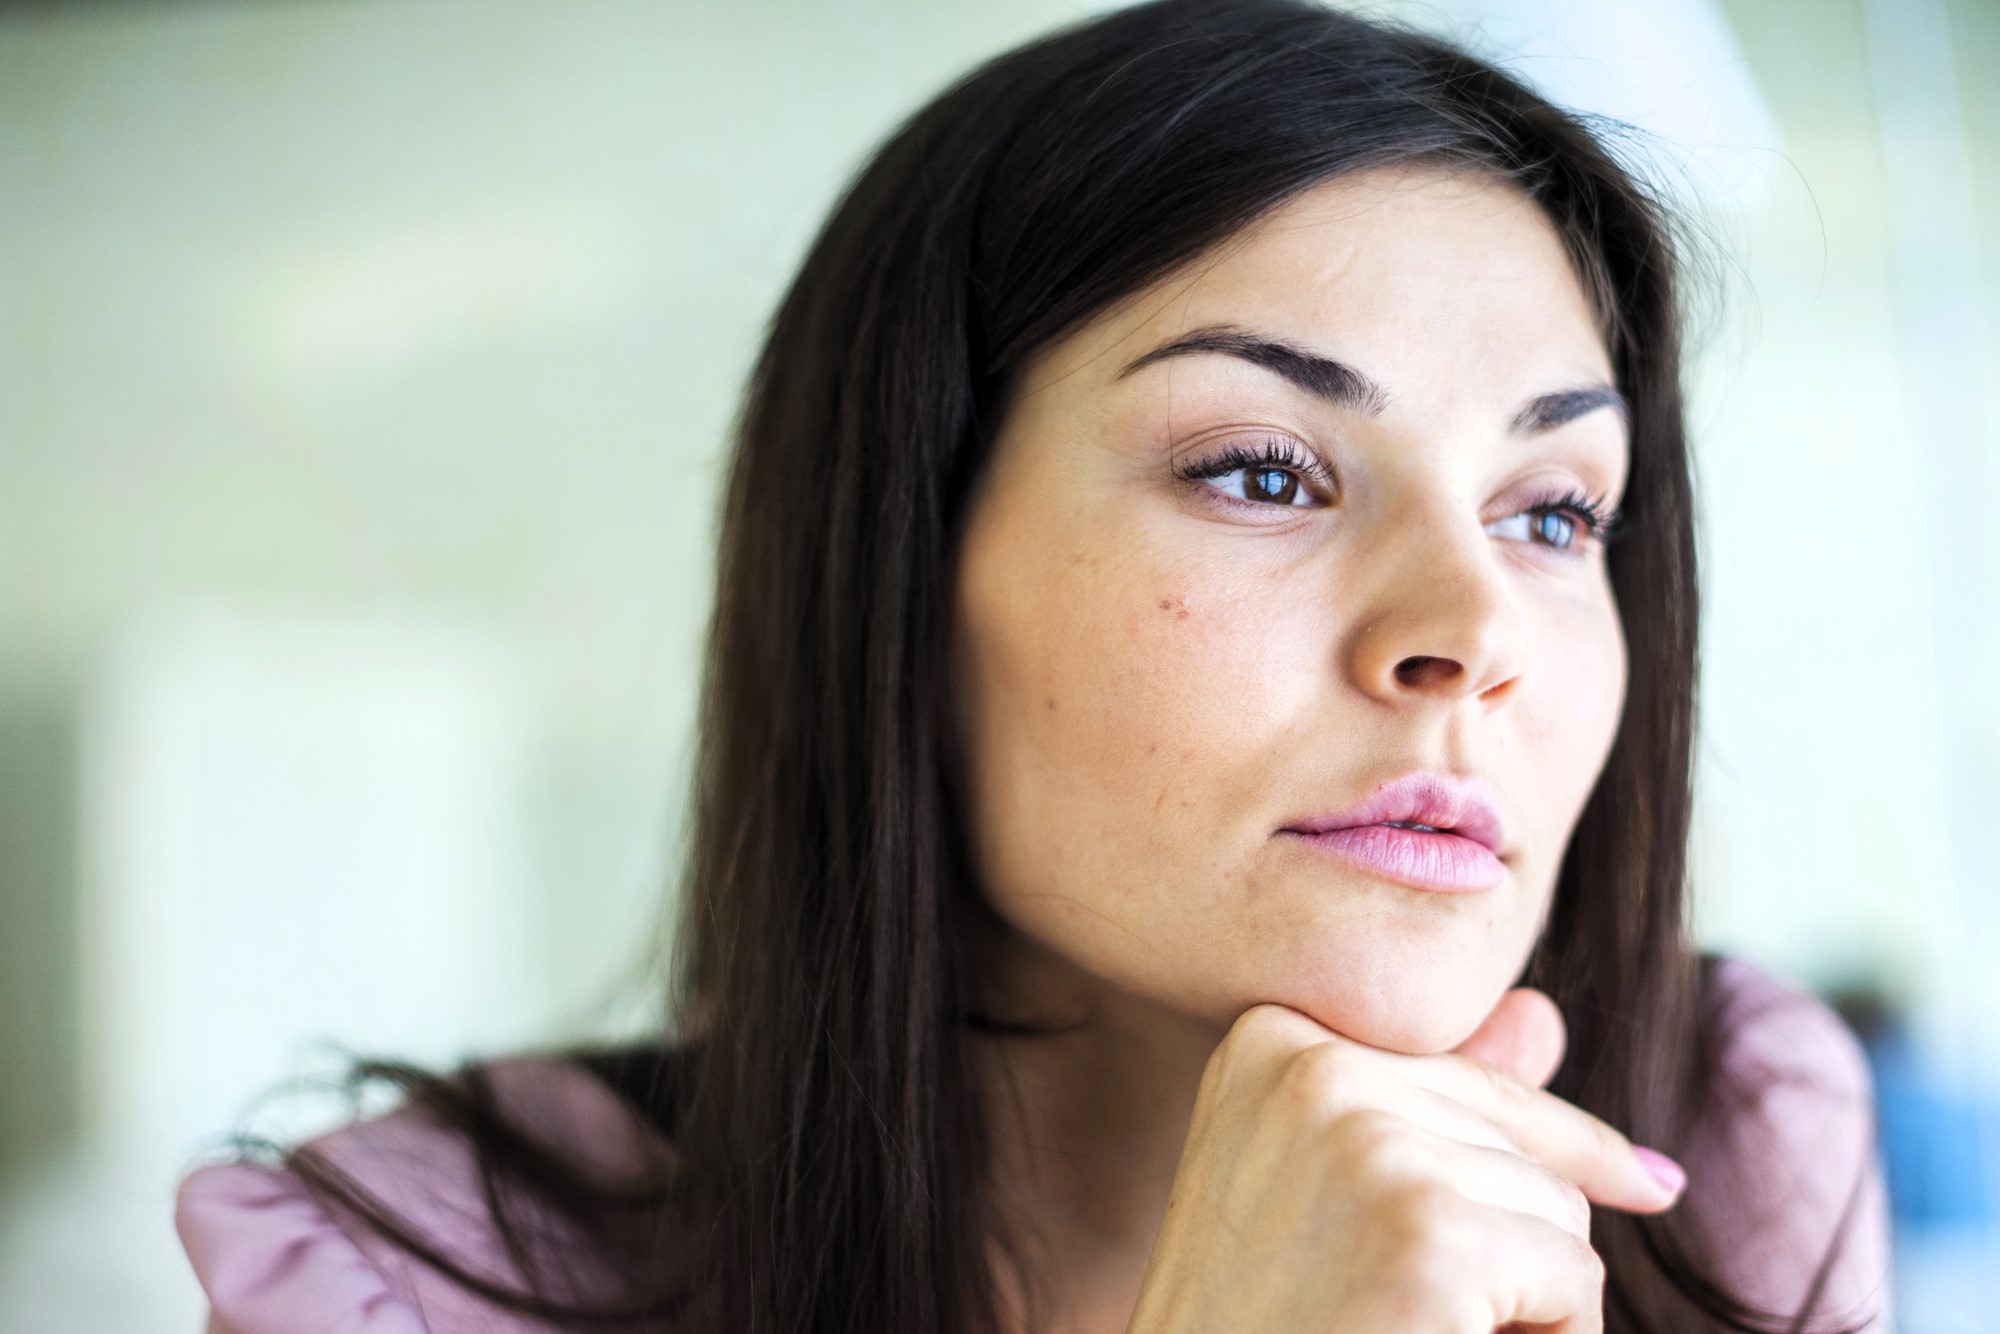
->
xmin=949 ymin=167 xmax=1653 ymax=1332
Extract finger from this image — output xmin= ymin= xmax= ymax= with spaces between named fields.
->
xmin=1377 ymin=1082 xmax=1524 ymax=1156
xmin=1396 ymin=1054 xmax=1684 ymax=1214
xmin=1452 ymin=987 xmax=1566 ymax=1090
xmin=1425 ymin=1137 xmax=1594 ymax=1242
xmin=1229 ymin=1003 xmax=1681 ymax=1212
xmin=1474 ymin=1206 xmax=1606 ymax=1334
xmin=1220 ymin=1001 xmax=1344 ymax=1060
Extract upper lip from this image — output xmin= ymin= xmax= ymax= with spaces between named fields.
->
xmin=1282 ymin=772 xmax=1506 ymax=854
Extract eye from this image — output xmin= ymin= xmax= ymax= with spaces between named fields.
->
xmin=1212 ymin=464 xmax=1309 ymax=506
xmin=1176 ymin=434 xmax=1333 ymax=510
xmin=1484 ymin=491 xmax=1616 ymax=553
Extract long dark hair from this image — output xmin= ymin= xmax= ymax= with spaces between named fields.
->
xmin=287 ymin=3 xmax=1871 ymax=1330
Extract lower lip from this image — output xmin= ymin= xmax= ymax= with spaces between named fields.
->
xmin=1284 ymin=824 xmax=1504 ymax=893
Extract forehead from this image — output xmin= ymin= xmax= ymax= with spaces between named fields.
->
xmin=1027 ymin=166 xmax=1615 ymax=411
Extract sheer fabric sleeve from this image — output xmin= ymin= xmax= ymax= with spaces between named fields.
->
xmin=176 ymin=1056 xmax=659 ymax=1334
xmin=1682 ymin=956 xmax=1896 ymax=1332
xmin=177 ymin=1160 xmax=435 ymax=1334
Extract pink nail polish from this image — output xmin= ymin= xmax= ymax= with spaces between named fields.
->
xmin=1632 ymin=1145 xmax=1686 ymax=1198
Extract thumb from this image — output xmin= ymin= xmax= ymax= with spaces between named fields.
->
xmin=1452 ymin=987 xmax=1567 ymax=1089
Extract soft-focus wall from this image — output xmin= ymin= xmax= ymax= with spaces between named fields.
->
xmin=2 ymin=0 xmax=1995 ymax=1328
xmin=2 ymin=4 xmax=1104 ymax=1325
xmin=1692 ymin=0 xmax=2000 ymax=1063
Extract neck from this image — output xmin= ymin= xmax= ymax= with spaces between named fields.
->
xmin=968 ymin=919 xmax=1225 ymax=1334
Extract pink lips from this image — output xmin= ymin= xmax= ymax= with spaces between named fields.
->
xmin=1281 ymin=772 xmax=1506 ymax=893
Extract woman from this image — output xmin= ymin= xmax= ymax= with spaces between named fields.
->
xmin=176 ymin=2 xmax=1891 ymax=1330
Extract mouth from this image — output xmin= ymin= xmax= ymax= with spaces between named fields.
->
xmin=1279 ymin=772 xmax=1506 ymax=894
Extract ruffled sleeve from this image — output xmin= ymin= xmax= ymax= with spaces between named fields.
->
xmin=1683 ymin=956 xmax=1896 ymax=1332
xmin=176 ymin=1056 xmax=661 ymax=1334
xmin=177 ymin=1161 xmax=433 ymax=1334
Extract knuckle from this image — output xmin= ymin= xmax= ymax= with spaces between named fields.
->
xmin=1354 ymin=1116 xmax=1438 ymax=1183
xmin=1213 ymin=1005 xmax=1317 ymax=1084
xmin=1327 ymin=1106 xmax=1404 ymax=1162
xmin=1392 ymin=1195 xmax=1480 ymax=1289
xmin=1557 ymin=1177 xmax=1593 ymax=1236
xmin=1208 ymin=1005 xmax=1292 ymax=1082
xmin=1226 ymin=1002 xmax=1290 ymax=1042
xmin=1573 ymin=1234 xmax=1608 ymax=1290
xmin=1379 ymin=1173 xmax=1459 ymax=1243
xmin=1368 ymin=1184 xmax=1489 ymax=1324
xmin=1278 ymin=1039 xmax=1359 ymax=1105
xmin=1228 ymin=1002 xmax=1318 ymax=1049
xmin=1474 ymin=1057 xmax=1530 ymax=1112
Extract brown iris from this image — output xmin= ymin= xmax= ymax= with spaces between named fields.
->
xmin=1248 ymin=467 xmax=1299 ymax=505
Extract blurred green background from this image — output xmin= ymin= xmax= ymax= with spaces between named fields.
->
xmin=2 ymin=0 xmax=1996 ymax=1328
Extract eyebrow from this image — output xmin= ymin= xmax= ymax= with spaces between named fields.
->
xmin=1509 ymin=383 xmax=1628 ymax=434
xmin=1117 ymin=325 xmax=1388 ymax=415
xmin=1115 ymin=323 xmax=1627 ymax=435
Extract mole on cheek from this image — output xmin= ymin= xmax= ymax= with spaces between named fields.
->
xmin=1156 ymin=596 xmax=1190 ymax=621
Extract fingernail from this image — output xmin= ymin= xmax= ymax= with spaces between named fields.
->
xmin=1632 ymin=1145 xmax=1686 ymax=1199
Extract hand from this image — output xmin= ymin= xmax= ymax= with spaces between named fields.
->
xmin=1124 ymin=989 xmax=1683 ymax=1334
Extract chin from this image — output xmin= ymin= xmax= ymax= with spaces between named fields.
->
xmin=1282 ymin=964 xmax=1500 ymax=1056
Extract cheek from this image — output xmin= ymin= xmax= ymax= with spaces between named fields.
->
xmin=1519 ymin=592 xmax=1627 ymax=819
xmin=953 ymin=525 xmax=1320 ymax=997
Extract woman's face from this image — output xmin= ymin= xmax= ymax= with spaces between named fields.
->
xmin=951 ymin=167 xmax=1630 ymax=1055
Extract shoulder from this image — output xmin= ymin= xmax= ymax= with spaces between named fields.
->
xmin=1683 ymin=955 xmax=1894 ymax=1331
xmin=176 ymin=1055 xmax=662 ymax=1334
xmin=1702 ymin=954 xmax=1874 ymax=1100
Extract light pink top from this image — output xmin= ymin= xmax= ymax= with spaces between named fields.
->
xmin=175 ymin=957 xmax=1894 ymax=1332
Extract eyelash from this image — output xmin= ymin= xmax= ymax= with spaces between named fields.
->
xmin=1176 ymin=437 xmax=1623 ymax=551
xmin=1174 ymin=434 xmax=1335 ymax=495
xmin=1520 ymin=488 xmax=1623 ymax=551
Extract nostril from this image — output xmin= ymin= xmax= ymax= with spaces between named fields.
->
xmin=1394 ymin=655 xmax=1462 ymax=690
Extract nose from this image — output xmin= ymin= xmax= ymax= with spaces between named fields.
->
xmin=1344 ymin=508 xmax=1522 ymax=711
